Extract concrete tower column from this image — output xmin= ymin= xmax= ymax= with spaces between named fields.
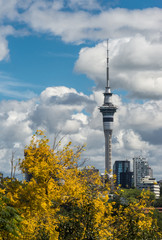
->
xmin=104 ymin=130 xmax=112 ymax=172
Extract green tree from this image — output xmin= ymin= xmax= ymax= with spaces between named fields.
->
xmin=153 ymin=210 xmax=162 ymax=234
xmin=119 ymin=188 xmax=155 ymax=206
xmin=0 ymin=190 xmax=22 ymax=240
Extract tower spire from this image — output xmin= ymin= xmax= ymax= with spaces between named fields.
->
xmin=104 ymin=39 xmax=112 ymax=105
xmin=106 ymin=39 xmax=109 ymax=88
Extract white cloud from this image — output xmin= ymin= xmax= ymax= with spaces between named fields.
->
xmin=72 ymin=113 xmax=88 ymax=125
xmin=0 ymin=100 xmax=34 ymax=148
xmin=0 ymin=36 xmax=9 ymax=61
xmin=20 ymin=5 xmax=162 ymax=43
xmin=61 ymin=119 xmax=81 ymax=134
xmin=114 ymin=129 xmax=149 ymax=151
xmin=0 ymin=0 xmax=18 ymax=21
xmin=75 ymin=38 xmax=162 ymax=100
xmin=0 ymin=86 xmax=161 ymax=180
xmin=0 ymin=26 xmax=15 ymax=61
xmin=40 ymin=86 xmax=78 ymax=101
xmin=120 ymin=101 xmax=162 ymax=132
xmin=0 ymin=1 xmax=162 ymax=53
xmin=116 ymin=100 xmax=162 ymax=147
xmin=30 ymin=86 xmax=94 ymax=134
xmin=67 ymin=0 xmax=100 ymax=10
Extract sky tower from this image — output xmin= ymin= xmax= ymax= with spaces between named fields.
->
xmin=99 ymin=41 xmax=117 ymax=174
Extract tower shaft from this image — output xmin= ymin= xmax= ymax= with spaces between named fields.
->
xmin=104 ymin=130 xmax=112 ymax=172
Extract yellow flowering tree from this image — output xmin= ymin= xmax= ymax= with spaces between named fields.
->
xmin=112 ymin=190 xmax=160 ymax=239
xmin=4 ymin=131 xmax=113 ymax=239
xmin=2 ymin=130 xmax=161 ymax=239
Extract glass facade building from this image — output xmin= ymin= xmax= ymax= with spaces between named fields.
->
xmin=113 ymin=160 xmax=133 ymax=188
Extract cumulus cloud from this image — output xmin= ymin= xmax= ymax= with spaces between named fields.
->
xmin=40 ymin=86 xmax=93 ymax=110
xmin=114 ymin=129 xmax=149 ymax=152
xmin=117 ymin=100 xmax=162 ymax=146
xmin=72 ymin=113 xmax=88 ymax=125
xmin=0 ymin=26 xmax=15 ymax=61
xmin=0 ymin=0 xmax=19 ymax=21
xmin=75 ymin=38 xmax=162 ymax=100
xmin=0 ymin=86 xmax=161 ymax=180
xmin=0 ymin=1 xmax=162 ymax=52
xmin=30 ymin=86 xmax=95 ymax=133
xmin=66 ymin=0 xmax=100 ymax=10
xmin=0 ymin=1 xmax=156 ymax=44
xmin=0 ymin=99 xmax=34 ymax=148
xmin=0 ymin=1 xmax=162 ymax=60
xmin=0 ymin=37 xmax=9 ymax=61
xmin=0 ymin=86 xmax=94 ymax=173
xmin=20 ymin=6 xmax=162 ymax=43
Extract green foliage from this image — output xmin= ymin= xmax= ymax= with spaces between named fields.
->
xmin=117 ymin=188 xmax=155 ymax=206
xmin=56 ymin=199 xmax=101 ymax=240
xmin=153 ymin=210 xmax=162 ymax=233
xmin=0 ymin=192 xmax=22 ymax=239
xmin=154 ymin=196 xmax=162 ymax=207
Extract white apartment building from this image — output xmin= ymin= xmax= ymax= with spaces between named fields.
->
xmin=139 ymin=176 xmax=160 ymax=199
xmin=133 ymin=157 xmax=151 ymax=187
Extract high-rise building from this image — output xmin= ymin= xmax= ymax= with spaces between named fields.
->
xmin=113 ymin=160 xmax=133 ymax=188
xmin=133 ymin=157 xmax=153 ymax=187
xmin=120 ymin=172 xmax=133 ymax=188
xmin=99 ymin=41 xmax=117 ymax=174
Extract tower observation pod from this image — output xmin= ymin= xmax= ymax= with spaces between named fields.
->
xmin=99 ymin=40 xmax=117 ymax=174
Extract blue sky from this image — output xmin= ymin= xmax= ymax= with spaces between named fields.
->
xmin=1 ymin=0 xmax=162 ymax=100
xmin=0 ymin=0 xmax=162 ymax=180
xmin=115 ymin=0 xmax=162 ymax=9
xmin=1 ymin=34 xmax=97 ymax=100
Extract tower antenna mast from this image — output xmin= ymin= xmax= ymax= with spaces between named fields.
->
xmin=107 ymin=39 xmax=109 ymax=88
